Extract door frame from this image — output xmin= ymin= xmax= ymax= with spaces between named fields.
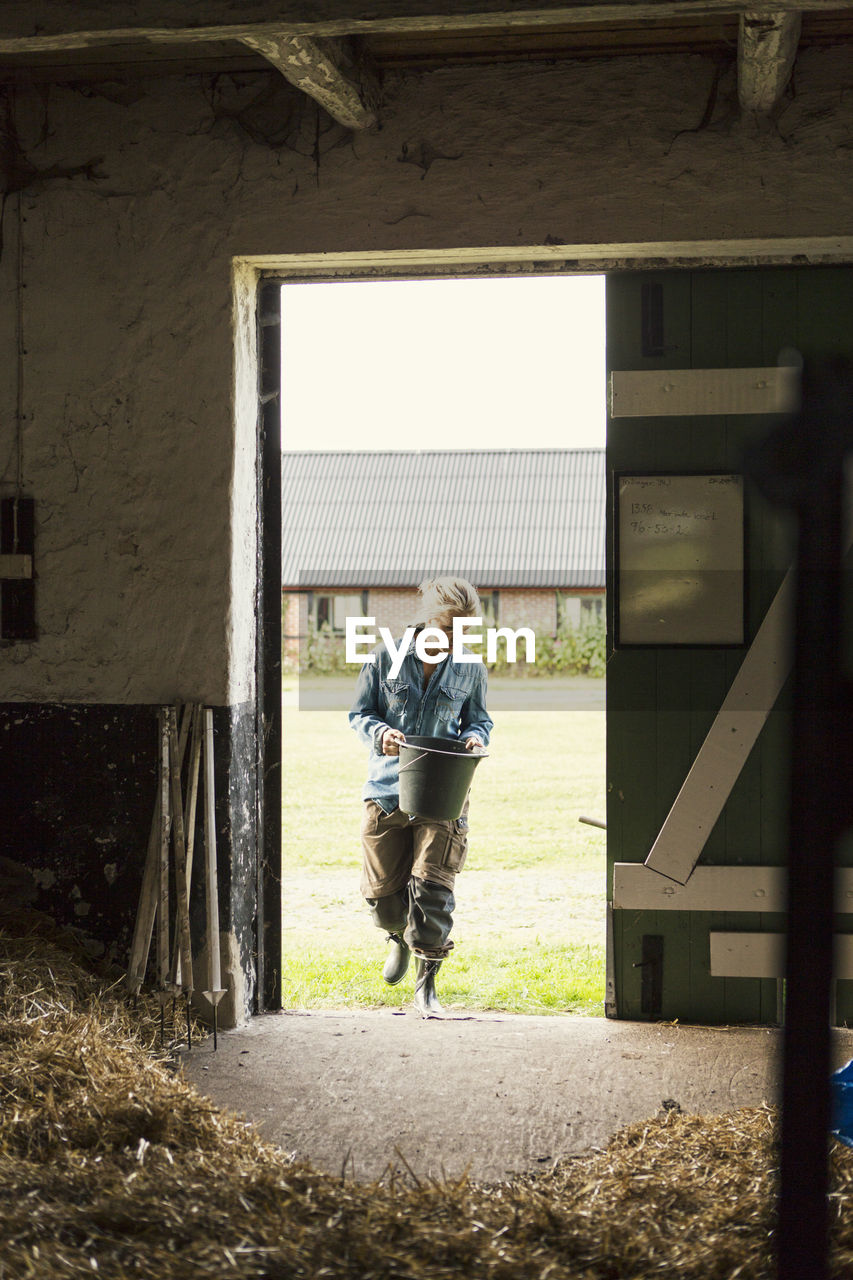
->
xmin=243 ymin=237 xmax=853 ymax=1014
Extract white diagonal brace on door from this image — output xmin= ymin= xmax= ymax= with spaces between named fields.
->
xmin=644 ymin=567 xmax=795 ymax=884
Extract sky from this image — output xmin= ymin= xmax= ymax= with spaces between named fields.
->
xmin=280 ymin=274 xmax=606 ymax=452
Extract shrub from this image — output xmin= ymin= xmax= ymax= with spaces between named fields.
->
xmin=487 ymin=616 xmax=606 ymax=678
xmin=290 ymin=617 xmax=607 ymax=679
xmin=301 ymin=622 xmax=348 ymax=674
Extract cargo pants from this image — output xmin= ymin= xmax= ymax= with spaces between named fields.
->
xmin=360 ymin=797 xmax=469 ymax=959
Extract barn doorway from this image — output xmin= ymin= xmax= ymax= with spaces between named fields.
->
xmin=255 ymin=250 xmax=853 ymax=1026
xmin=278 ymin=273 xmax=608 ymax=1017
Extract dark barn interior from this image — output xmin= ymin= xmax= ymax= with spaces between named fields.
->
xmin=3 ymin=3 xmax=853 ymax=1275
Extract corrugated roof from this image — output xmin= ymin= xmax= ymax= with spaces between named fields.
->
xmin=281 ymin=449 xmax=605 ymax=589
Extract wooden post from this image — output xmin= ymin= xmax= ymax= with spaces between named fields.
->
xmin=167 ymin=705 xmax=194 ymax=998
xmin=202 ymin=707 xmax=226 ymax=1045
xmin=183 ymin=705 xmax=203 ymax=888
xmin=168 ymin=703 xmax=202 ymax=988
xmin=747 ymin=363 xmax=853 ymax=1280
xmin=128 ymin=705 xmax=195 ymax=996
xmin=126 ymin=790 xmax=161 ymax=996
xmin=156 ymin=709 xmax=173 ymax=1039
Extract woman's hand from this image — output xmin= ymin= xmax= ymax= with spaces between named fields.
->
xmin=382 ymin=728 xmax=406 ymax=756
xmin=464 ymin=736 xmax=483 ymax=751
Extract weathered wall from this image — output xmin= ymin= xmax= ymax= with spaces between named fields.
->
xmin=2 ymin=46 xmax=852 ymax=702
xmin=1 ymin=43 xmax=852 ymax=1013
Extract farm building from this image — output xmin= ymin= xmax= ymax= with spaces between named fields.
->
xmin=2 ymin=1 xmax=853 ymax=1272
xmin=281 ymin=448 xmax=605 ymax=665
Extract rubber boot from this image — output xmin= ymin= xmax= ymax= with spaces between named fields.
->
xmin=382 ymin=932 xmax=410 ymax=985
xmin=413 ymin=957 xmax=443 ymax=1017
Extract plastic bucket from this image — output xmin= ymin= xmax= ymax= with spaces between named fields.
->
xmin=398 ymin=735 xmax=488 ymax=821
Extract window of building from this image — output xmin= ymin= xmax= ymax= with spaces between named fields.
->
xmin=556 ymin=591 xmax=580 ymax=630
xmin=581 ymin=596 xmax=604 ymax=621
xmin=480 ymin=590 xmax=498 ymax=628
xmin=310 ymin=591 xmax=367 ymax=633
xmin=556 ymin=592 xmax=604 ymax=629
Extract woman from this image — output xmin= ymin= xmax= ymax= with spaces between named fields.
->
xmin=348 ymin=577 xmax=493 ymax=1016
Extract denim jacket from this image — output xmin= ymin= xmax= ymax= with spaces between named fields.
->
xmin=348 ymin=633 xmax=493 ymax=813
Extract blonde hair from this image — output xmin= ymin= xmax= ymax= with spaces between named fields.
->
xmin=417 ymin=577 xmax=481 ymax=622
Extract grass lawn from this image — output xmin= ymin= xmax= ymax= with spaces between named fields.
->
xmin=282 ymin=675 xmax=607 ymax=1016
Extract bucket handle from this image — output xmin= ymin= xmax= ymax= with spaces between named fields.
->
xmin=398 ymin=751 xmax=431 ymax=773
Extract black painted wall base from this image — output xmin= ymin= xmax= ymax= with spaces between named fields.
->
xmin=0 ymin=701 xmax=262 ymax=1023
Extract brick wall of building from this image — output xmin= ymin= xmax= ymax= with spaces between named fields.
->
xmin=497 ymin=589 xmax=558 ymax=636
xmin=282 ymin=592 xmax=309 ymax=666
xmin=368 ymin=589 xmax=423 ymax=636
xmin=283 ymin=586 xmax=605 ymax=663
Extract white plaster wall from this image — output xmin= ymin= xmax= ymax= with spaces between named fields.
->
xmin=0 ymin=46 xmax=851 ymax=703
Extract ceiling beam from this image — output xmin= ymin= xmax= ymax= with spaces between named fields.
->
xmin=240 ymin=33 xmax=377 ymax=128
xmin=239 ymin=237 xmax=853 ymax=277
xmin=0 ymin=1 xmax=847 ymax=50
xmin=738 ymin=9 xmax=802 ymax=112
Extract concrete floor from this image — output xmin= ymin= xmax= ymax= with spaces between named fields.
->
xmin=181 ymin=1009 xmax=853 ymax=1184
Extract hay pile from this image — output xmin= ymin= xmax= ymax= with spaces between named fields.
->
xmin=2 ymin=928 xmax=853 ymax=1280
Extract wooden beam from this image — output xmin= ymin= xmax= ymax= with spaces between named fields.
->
xmin=615 ymin=863 xmax=787 ymax=911
xmin=738 ymin=10 xmax=802 ymax=113
xmin=238 ymin=238 xmax=853 ymax=278
xmin=0 ymin=2 xmax=843 ymax=50
xmin=710 ymin=931 xmax=786 ymax=977
xmin=610 ymin=366 xmax=800 ymax=417
xmin=644 ymin=567 xmax=795 ymax=885
xmin=239 ymin=33 xmax=377 ymax=129
xmin=614 ymin=863 xmax=853 ymax=912
xmin=709 ymin=931 xmax=853 ymax=978
xmin=644 ymin=478 xmax=853 ymax=886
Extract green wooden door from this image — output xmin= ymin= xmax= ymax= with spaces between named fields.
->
xmin=606 ymin=266 xmax=853 ymax=1024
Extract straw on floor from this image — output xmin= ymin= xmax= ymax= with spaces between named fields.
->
xmin=2 ymin=923 xmax=853 ymax=1280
